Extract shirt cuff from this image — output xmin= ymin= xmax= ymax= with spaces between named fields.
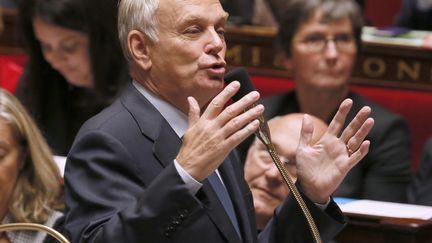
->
xmin=314 ymin=197 xmax=331 ymax=210
xmin=174 ymin=159 xmax=202 ymax=195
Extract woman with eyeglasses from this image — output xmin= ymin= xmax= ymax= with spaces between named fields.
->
xmin=15 ymin=0 xmax=128 ymax=156
xmin=0 ymin=88 xmax=64 ymax=243
xmin=240 ymin=0 xmax=411 ymax=203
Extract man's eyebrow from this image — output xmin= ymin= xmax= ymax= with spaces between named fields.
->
xmin=179 ymin=11 xmax=229 ymax=26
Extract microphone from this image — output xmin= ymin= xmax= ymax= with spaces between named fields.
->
xmin=224 ymin=67 xmax=257 ymax=104
xmin=224 ymin=67 xmax=271 ymax=146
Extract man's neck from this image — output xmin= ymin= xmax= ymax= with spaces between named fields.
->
xmin=132 ymin=80 xmax=189 ymax=137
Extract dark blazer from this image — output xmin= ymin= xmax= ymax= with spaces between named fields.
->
xmin=244 ymin=91 xmax=411 ymax=203
xmin=408 ymin=138 xmax=432 ymax=205
xmin=64 ymin=83 xmax=346 ymax=242
xmin=395 ymin=0 xmax=432 ymax=31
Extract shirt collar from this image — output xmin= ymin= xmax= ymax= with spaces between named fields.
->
xmin=132 ymin=80 xmax=188 ymax=138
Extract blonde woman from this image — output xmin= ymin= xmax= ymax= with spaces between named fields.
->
xmin=0 ymin=88 xmax=64 ymax=243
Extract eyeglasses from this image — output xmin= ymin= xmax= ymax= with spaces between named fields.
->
xmin=297 ymin=33 xmax=355 ymax=53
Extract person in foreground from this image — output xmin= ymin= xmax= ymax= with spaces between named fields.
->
xmin=256 ymin=0 xmax=411 ymax=202
xmin=244 ymin=113 xmax=328 ymax=230
xmin=15 ymin=0 xmax=128 ymax=155
xmin=0 ymin=88 xmax=64 ymax=243
xmin=64 ymin=0 xmax=374 ymax=242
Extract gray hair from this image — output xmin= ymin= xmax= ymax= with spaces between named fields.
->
xmin=118 ymin=0 xmax=160 ymax=62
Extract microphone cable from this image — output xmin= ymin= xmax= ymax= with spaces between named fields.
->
xmin=225 ymin=67 xmax=322 ymax=243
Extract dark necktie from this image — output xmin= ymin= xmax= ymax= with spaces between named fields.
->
xmin=208 ymin=170 xmax=242 ymax=239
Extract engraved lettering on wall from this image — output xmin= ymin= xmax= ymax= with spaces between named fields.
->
xmin=252 ymin=47 xmax=261 ymax=66
xmin=363 ymin=57 xmax=386 ymax=78
xmin=397 ymin=60 xmax=420 ymax=81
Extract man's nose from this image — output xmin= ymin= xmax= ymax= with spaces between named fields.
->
xmin=204 ymin=29 xmax=224 ymax=55
xmin=265 ymin=164 xmax=283 ymax=180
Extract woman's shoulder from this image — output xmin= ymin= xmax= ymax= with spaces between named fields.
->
xmin=42 ymin=210 xmax=65 ymax=243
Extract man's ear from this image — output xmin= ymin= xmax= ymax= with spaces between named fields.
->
xmin=128 ymin=30 xmax=152 ymax=70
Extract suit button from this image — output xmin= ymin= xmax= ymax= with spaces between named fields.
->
xmin=179 ymin=209 xmax=188 ymax=219
xmin=167 ymin=226 xmax=175 ymax=232
xmin=173 ymin=220 xmax=180 ymax=225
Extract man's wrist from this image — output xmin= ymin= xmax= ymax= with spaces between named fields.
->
xmin=174 ymin=159 xmax=202 ymax=195
xmin=314 ymin=197 xmax=331 ymax=210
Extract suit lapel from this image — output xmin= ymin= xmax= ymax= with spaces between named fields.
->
xmin=153 ymin=122 xmax=182 ymax=167
xmin=219 ymin=153 xmax=256 ymax=243
xmin=121 ymin=83 xmax=163 ymax=141
xmin=202 ymin=169 xmax=243 ymax=243
xmin=121 ymin=82 xmax=245 ymax=242
xmin=121 ymin=82 xmax=180 ymax=167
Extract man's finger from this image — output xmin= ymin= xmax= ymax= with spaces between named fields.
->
xmin=222 ymin=104 xmax=264 ymax=138
xmin=339 ymin=106 xmax=372 ymax=144
xmin=347 ymin=140 xmax=371 ymax=170
xmin=187 ymin=96 xmax=201 ymax=129
xmin=298 ymin=114 xmax=314 ymax=149
xmin=216 ymin=90 xmax=260 ymax=126
xmin=327 ymin=99 xmax=353 ymax=136
xmin=224 ymin=119 xmax=260 ymax=149
xmin=346 ymin=117 xmax=374 ymax=152
xmin=202 ymin=81 xmax=240 ymax=119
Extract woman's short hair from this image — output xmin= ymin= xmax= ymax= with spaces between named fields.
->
xmin=118 ymin=0 xmax=160 ymax=62
xmin=276 ymin=0 xmax=364 ymax=57
xmin=0 ymin=88 xmax=63 ymax=224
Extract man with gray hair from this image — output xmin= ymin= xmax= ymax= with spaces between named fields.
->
xmin=64 ymin=0 xmax=374 ymax=242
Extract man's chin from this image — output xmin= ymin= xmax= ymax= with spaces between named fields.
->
xmin=254 ymin=201 xmax=277 ymax=219
xmin=254 ymin=188 xmax=281 ymax=204
xmin=209 ymin=74 xmax=225 ymax=82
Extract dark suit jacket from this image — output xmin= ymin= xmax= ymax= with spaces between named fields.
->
xmin=408 ymin=138 xmax=432 ymax=205
xmin=395 ymin=0 xmax=432 ymax=31
xmin=64 ymin=83 xmax=345 ymax=243
xmin=238 ymin=91 xmax=411 ymax=203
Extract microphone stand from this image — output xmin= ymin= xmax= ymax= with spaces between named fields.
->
xmin=254 ymin=108 xmax=322 ymax=243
